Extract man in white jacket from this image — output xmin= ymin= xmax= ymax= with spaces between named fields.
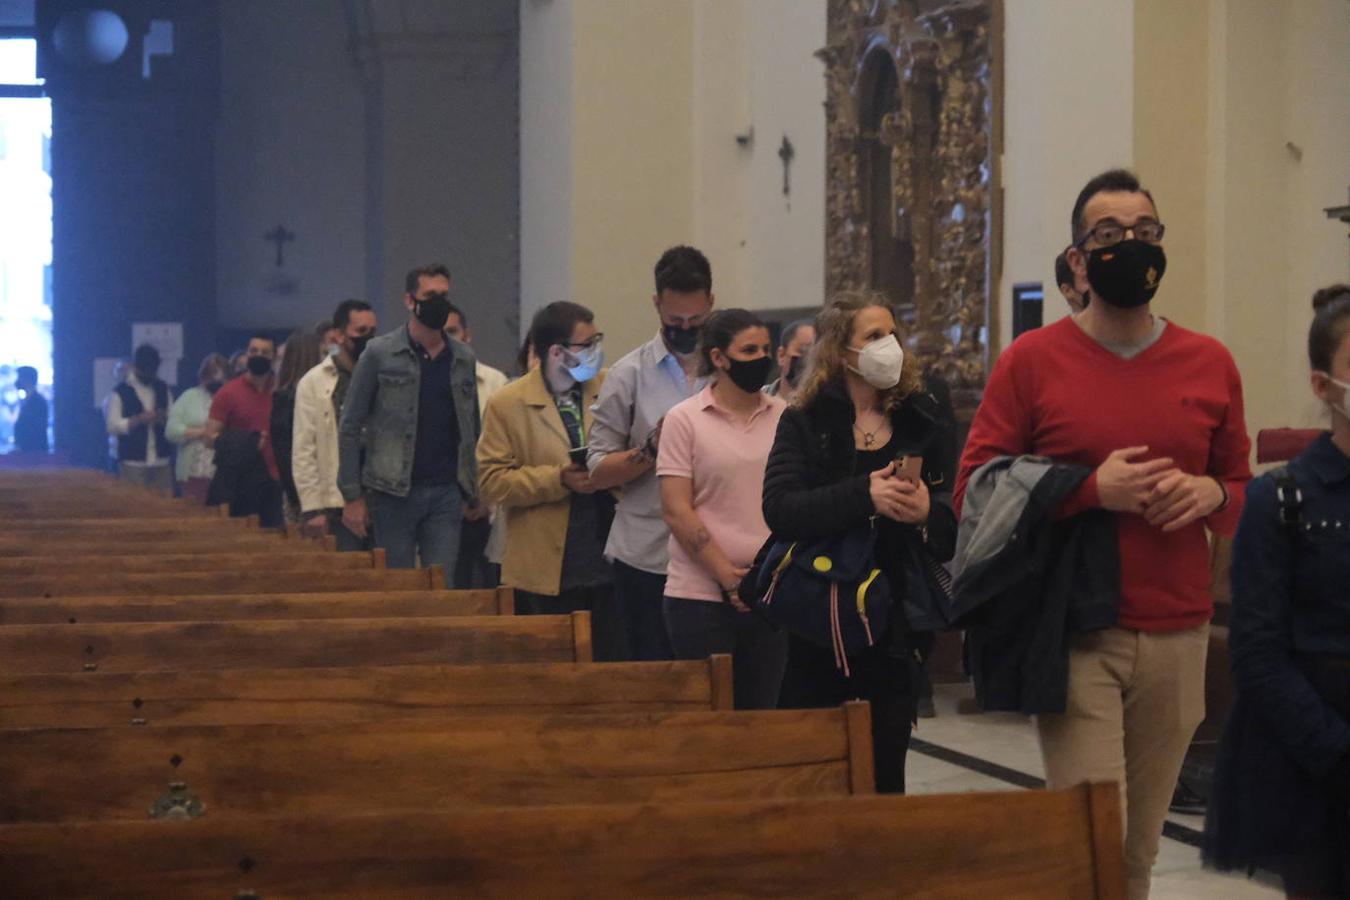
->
xmin=292 ymin=299 xmax=378 ymax=548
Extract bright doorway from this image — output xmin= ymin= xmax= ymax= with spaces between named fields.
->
xmin=0 ymin=36 xmax=52 ymax=452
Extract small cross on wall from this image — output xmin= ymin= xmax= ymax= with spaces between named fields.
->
xmin=263 ymin=225 xmax=296 ymax=268
xmin=778 ymin=135 xmax=796 ymax=198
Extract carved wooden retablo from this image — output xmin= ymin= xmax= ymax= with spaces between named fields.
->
xmin=820 ymin=0 xmax=998 ymax=422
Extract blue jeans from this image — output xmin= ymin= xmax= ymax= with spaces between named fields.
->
xmin=663 ymin=595 xmax=789 ymax=710
xmin=368 ymin=484 xmax=463 ymax=586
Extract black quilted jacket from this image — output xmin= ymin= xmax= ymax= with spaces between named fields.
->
xmin=758 ymin=378 xmax=958 ymax=638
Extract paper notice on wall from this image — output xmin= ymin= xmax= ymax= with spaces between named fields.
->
xmin=131 ymin=322 xmax=183 ymax=386
xmin=132 ymin=322 xmax=183 ymax=361
xmin=92 ymin=357 xmax=123 ymax=408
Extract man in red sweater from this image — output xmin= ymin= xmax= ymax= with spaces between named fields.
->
xmin=955 ymin=169 xmax=1251 ymax=899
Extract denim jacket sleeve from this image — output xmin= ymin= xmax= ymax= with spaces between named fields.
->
xmin=1229 ymin=473 xmax=1350 ymax=778
xmin=337 ymin=345 xmax=379 ymax=502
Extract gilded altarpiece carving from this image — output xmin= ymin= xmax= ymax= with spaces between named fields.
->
xmin=820 ymin=0 xmax=999 ymax=421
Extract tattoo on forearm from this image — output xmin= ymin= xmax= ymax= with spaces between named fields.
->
xmin=690 ymin=527 xmax=711 ymax=553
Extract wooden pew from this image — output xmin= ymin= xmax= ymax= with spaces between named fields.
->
xmin=0 ymin=704 xmax=874 ymax=824
xmin=0 ymin=785 xmax=1126 ymax=898
xmin=0 ymin=533 xmax=326 ymax=557
xmin=0 ymin=548 xmax=386 ymax=577
xmin=0 ymin=612 xmax=591 ymax=675
xmin=18 ymin=516 xmax=257 ymax=535
xmin=0 ymin=502 xmax=220 ymax=519
xmin=0 ymin=565 xmax=443 ymax=598
xmin=0 ymin=656 xmax=732 ymax=728
xmin=0 ymin=586 xmax=515 ymax=625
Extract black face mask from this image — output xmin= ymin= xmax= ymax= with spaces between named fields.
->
xmin=724 ymin=355 xmax=772 ymax=393
xmin=414 ymin=292 xmax=453 ymax=331
xmin=784 ymin=354 xmax=805 ymax=386
xmin=1086 ymin=240 xmax=1167 ymax=309
xmin=348 ymin=333 xmax=372 ymax=361
xmin=663 ymin=323 xmax=701 ymax=355
xmin=206 ymin=380 xmax=224 ymax=395
xmin=246 ymin=355 xmax=272 ymax=377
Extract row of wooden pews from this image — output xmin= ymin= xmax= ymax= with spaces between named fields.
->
xmin=0 ymin=469 xmax=1128 ymax=898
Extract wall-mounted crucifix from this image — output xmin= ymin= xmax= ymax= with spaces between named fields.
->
xmin=778 ymin=135 xmax=795 ymax=199
xmin=263 ymin=225 xmax=295 ymax=268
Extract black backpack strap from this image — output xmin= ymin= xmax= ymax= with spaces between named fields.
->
xmin=1269 ymin=465 xmax=1304 ymax=530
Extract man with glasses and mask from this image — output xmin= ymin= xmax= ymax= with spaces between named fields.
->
xmin=955 ymin=169 xmax=1252 ymax=899
xmin=293 ymin=299 xmax=377 ymax=547
xmin=588 ymin=245 xmax=714 ymax=660
xmin=478 ymin=301 xmax=623 ymax=659
xmin=337 ymin=264 xmax=480 ymax=582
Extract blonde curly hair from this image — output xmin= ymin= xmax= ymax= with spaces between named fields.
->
xmin=793 ymin=291 xmax=923 ymax=411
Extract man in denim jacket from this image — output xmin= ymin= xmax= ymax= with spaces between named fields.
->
xmin=338 ymin=263 xmax=480 ymax=583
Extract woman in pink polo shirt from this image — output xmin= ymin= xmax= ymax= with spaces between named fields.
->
xmin=657 ymin=309 xmax=789 ymax=709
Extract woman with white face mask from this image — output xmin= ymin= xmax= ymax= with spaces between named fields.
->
xmin=758 ymin=292 xmax=958 ymax=793
xmin=1205 ymin=284 xmax=1350 ymax=898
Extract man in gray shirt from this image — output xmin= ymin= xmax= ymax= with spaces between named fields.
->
xmin=587 ymin=246 xmax=713 ymax=660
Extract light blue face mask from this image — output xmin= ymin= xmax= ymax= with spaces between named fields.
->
xmin=564 ymin=344 xmax=604 ymax=384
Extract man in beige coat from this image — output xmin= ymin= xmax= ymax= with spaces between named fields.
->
xmin=477 ymin=301 xmax=623 ymax=659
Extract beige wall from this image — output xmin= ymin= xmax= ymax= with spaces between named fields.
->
xmin=571 ymin=1 xmax=695 ymax=357
xmin=1204 ymin=0 xmax=1350 ymax=437
xmin=741 ymin=2 xmax=826 ymax=313
xmin=521 ymin=0 xmax=826 ymax=359
xmin=998 ymin=0 xmax=1135 ymax=347
xmin=1133 ymin=0 xmax=1209 ymax=333
xmin=693 ymin=0 xmax=751 ymax=311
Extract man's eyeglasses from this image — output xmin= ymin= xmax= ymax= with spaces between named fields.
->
xmin=1075 ymin=218 xmax=1165 ymax=248
xmin=564 ymin=334 xmax=604 ymax=352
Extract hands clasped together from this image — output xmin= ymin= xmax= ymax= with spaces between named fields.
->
xmin=1094 ymin=446 xmax=1225 ymax=532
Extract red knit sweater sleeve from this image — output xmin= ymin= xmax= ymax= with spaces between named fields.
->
xmin=954 ymin=343 xmax=1033 ymax=517
xmin=1202 ymin=349 xmax=1254 ymax=536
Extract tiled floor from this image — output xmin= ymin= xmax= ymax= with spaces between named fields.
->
xmin=910 ymin=684 xmax=1282 ymax=899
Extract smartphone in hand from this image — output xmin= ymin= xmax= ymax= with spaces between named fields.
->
xmin=894 ymin=454 xmax=923 ymax=485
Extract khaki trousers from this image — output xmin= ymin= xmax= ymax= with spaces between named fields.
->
xmin=117 ymin=462 xmax=175 ymax=496
xmin=1036 ymin=625 xmax=1209 ymax=900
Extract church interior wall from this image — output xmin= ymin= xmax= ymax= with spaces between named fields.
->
xmin=519 ymin=0 xmax=574 ymax=341
xmin=215 ymin=0 xmax=521 ymax=374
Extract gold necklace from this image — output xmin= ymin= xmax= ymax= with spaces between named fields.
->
xmin=853 ymin=418 xmax=887 ymax=448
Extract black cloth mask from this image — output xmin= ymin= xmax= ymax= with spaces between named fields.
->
xmin=348 ymin=333 xmax=372 ymax=361
xmin=414 ymin=293 xmax=453 ymax=331
xmin=246 ymin=355 xmax=272 ymax=377
xmin=206 ymin=380 xmax=224 ymax=395
xmin=663 ymin=323 xmax=701 ymax=355
xmin=725 ymin=356 xmax=773 ymax=393
xmin=1086 ymin=240 xmax=1167 ymax=309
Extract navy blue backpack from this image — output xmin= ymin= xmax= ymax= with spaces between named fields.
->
xmin=748 ymin=523 xmax=891 ymax=675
